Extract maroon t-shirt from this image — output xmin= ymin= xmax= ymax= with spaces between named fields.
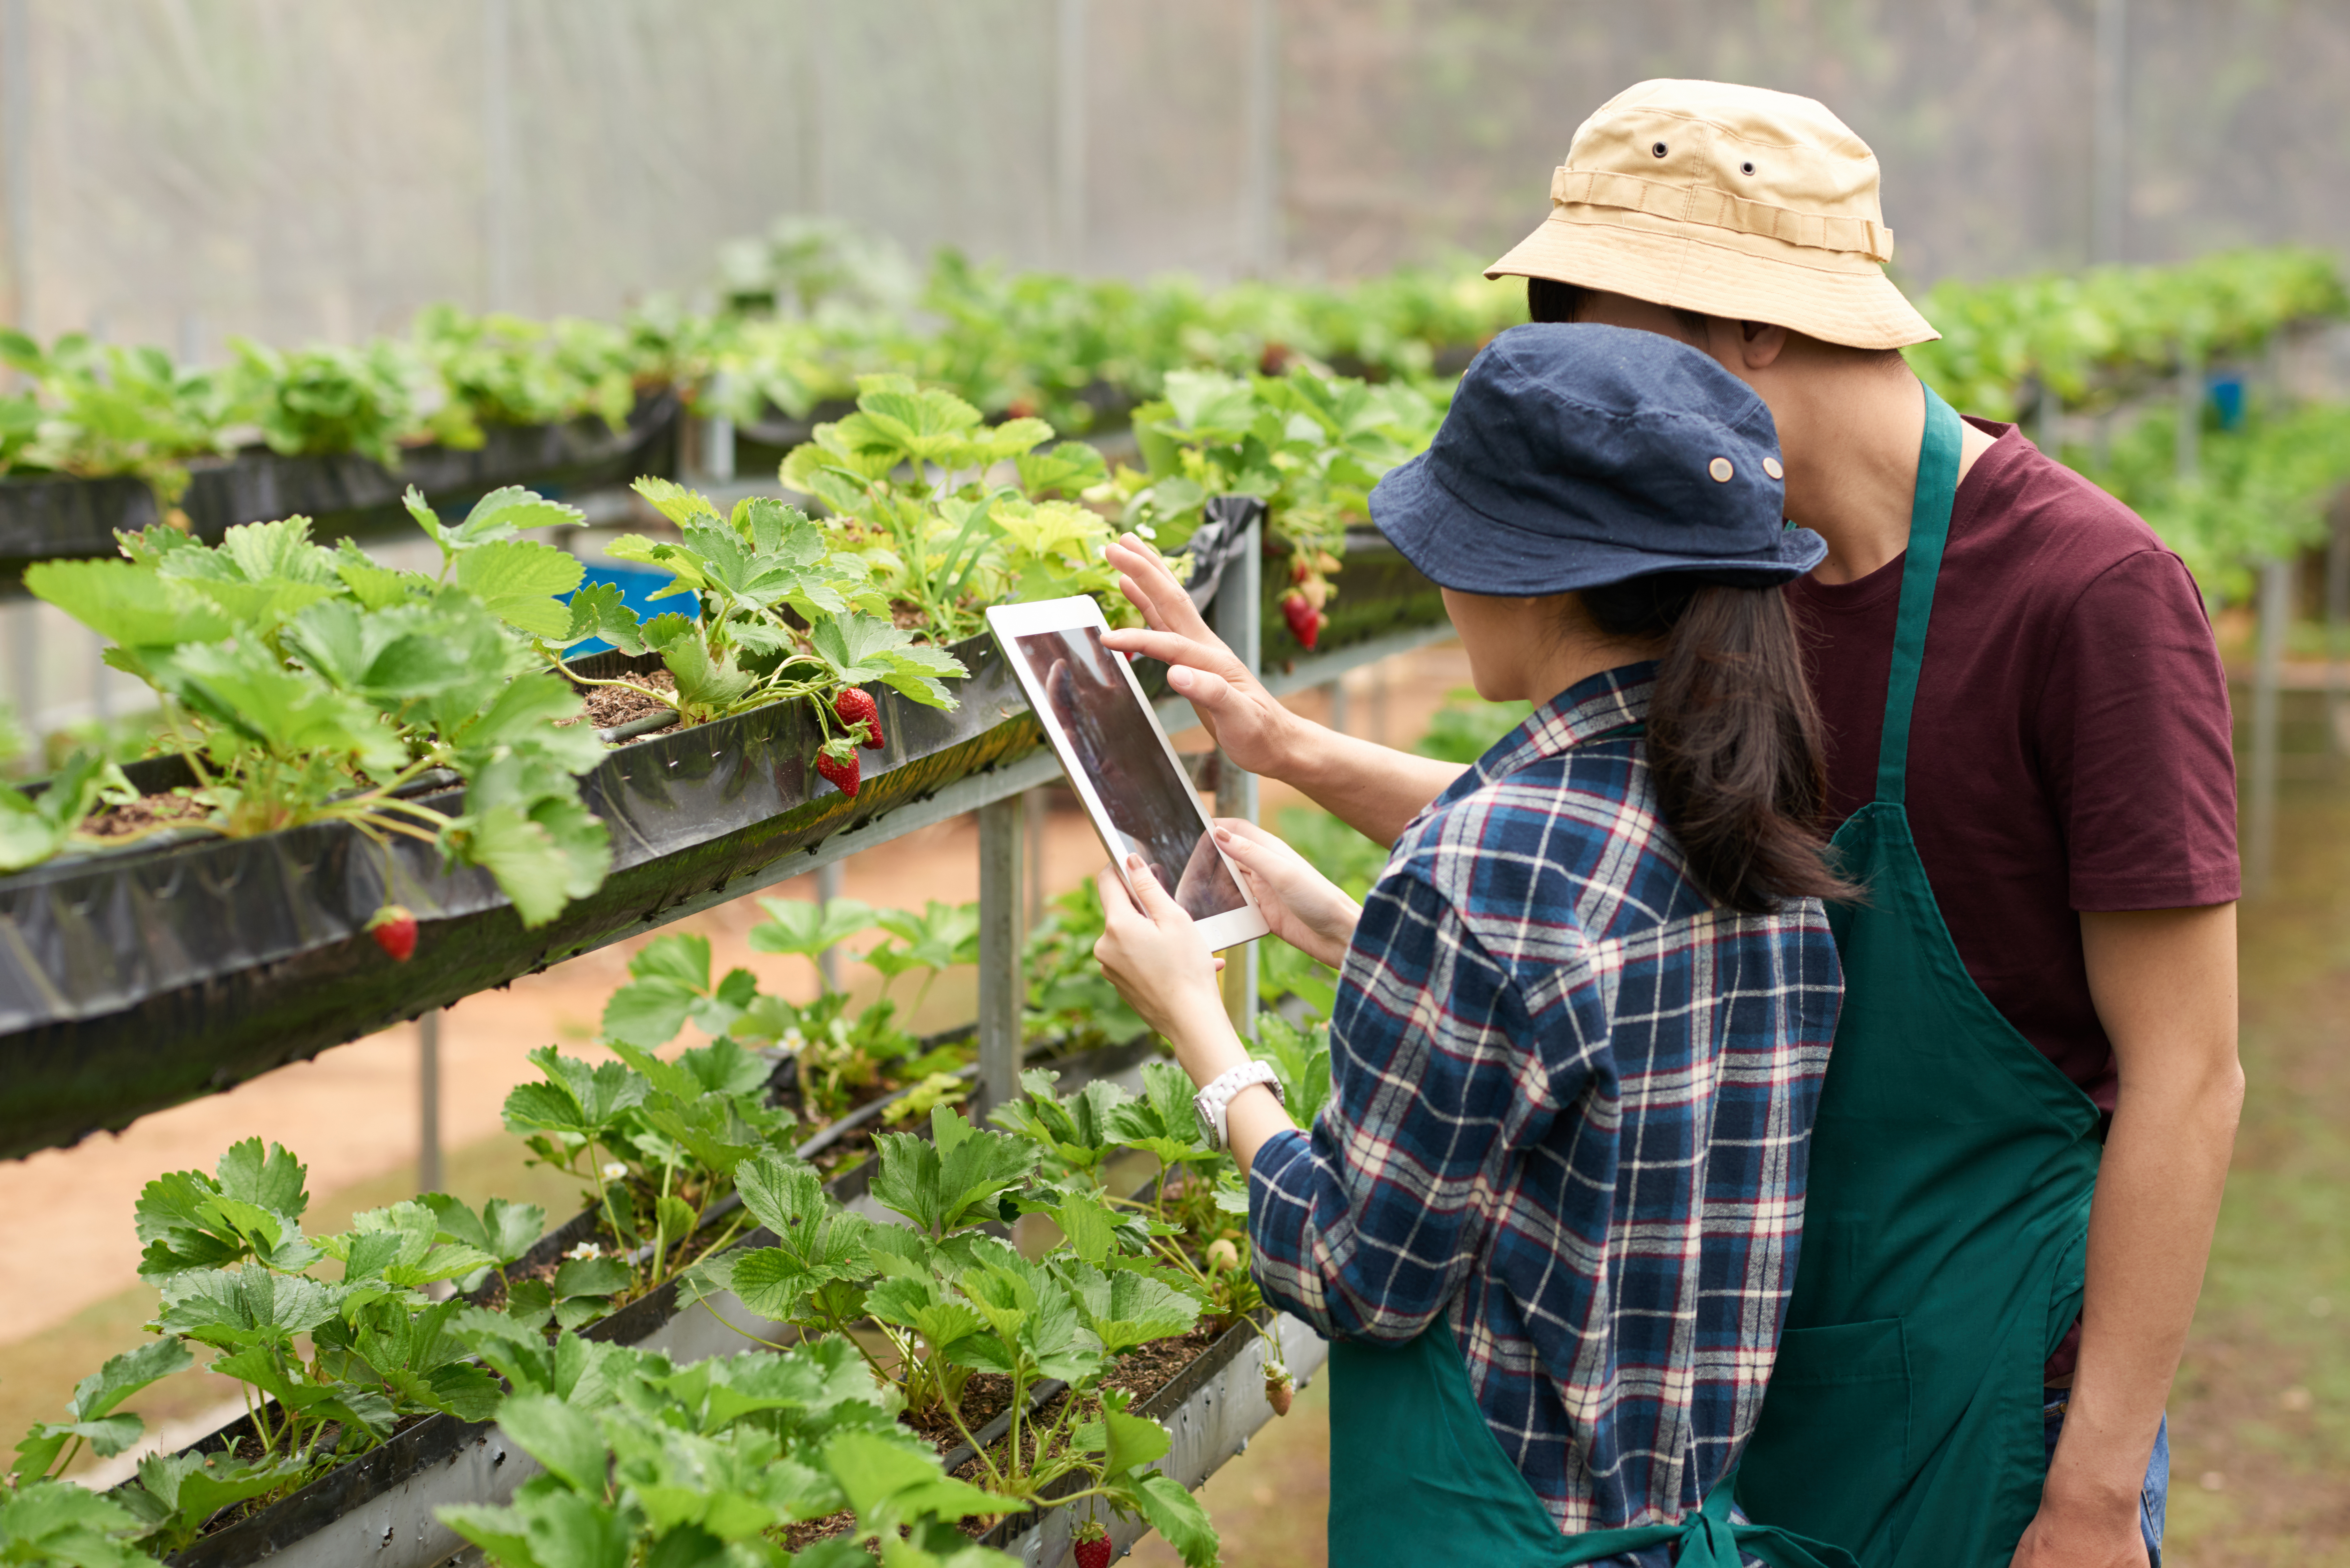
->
xmin=1786 ymin=420 xmax=2240 ymax=1111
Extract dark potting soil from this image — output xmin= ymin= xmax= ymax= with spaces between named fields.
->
xmin=80 ymin=791 xmax=212 ymax=838
xmin=566 ymin=669 xmax=678 ymax=730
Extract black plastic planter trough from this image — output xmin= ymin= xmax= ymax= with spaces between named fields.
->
xmin=0 ymin=394 xmax=680 ymax=583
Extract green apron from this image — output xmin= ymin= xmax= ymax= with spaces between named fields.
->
xmin=1322 ymin=721 xmax=1853 ymax=1568
xmin=1734 ymin=386 xmax=2104 ymax=1568
xmin=1330 ymin=1321 xmax=1857 ymax=1568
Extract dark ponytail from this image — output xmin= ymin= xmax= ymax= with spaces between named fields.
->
xmin=1579 ymin=576 xmax=1853 ymax=914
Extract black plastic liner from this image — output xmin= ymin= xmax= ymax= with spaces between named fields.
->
xmin=155 ymin=1035 xmax=1162 ymax=1568
xmin=0 ymin=531 xmax=1437 ymax=1160
xmin=0 ymin=626 xmax=1050 ymax=1160
xmin=0 ymin=394 xmax=679 ymax=581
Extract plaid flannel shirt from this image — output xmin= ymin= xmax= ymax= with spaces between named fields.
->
xmin=1249 ymin=664 xmax=1842 ymax=1545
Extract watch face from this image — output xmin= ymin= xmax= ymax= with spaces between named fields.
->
xmin=1194 ymin=1100 xmax=1219 ymax=1149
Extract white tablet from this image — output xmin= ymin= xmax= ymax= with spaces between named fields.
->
xmin=987 ymin=596 xmax=1270 ymax=953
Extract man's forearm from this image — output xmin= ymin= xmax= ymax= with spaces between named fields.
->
xmin=2051 ymin=1070 xmax=2240 ymax=1505
xmin=2037 ymin=905 xmax=2241 ymax=1546
xmin=1271 ymin=722 xmax=1464 ymax=846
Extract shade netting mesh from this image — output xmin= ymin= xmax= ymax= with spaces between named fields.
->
xmin=2 ymin=0 xmax=2344 ymax=355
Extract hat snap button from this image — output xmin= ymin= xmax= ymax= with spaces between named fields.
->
xmin=1741 ymin=161 xmax=1756 ymax=175
xmin=1762 ymin=456 xmax=1784 ymax=480
xmin=1708 ymin=457 xmax=1735 ymax=483
xmin=1652 ymin=141 xmax=1669 ymax=158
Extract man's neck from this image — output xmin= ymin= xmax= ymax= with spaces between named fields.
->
xmin=1783 ymin=364 xmax=1997 ymax=585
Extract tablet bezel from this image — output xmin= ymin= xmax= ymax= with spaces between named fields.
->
xmin=986 ymin=595 xmax=1270 ymax=954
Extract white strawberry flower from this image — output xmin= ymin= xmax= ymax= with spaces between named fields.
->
xmin=600 ymin=1161 xmax=628 ymax=1180
xmin=565 ymin=1242 xmax=603 ymax=1261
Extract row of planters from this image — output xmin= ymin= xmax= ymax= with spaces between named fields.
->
xmin=0 ymin=222 xmax=1505 ymax=576
xmin=0 ymin=371 xmax=1444 ymax=1160
xmin=2 ymin=863 xmax=1360 ymax=1568
xmin=1902 ymin=246 xmax=2350 ymax=601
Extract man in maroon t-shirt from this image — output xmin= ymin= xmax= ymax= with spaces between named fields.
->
xmin=1098 ymin=81 xmax=2240 ymax=1568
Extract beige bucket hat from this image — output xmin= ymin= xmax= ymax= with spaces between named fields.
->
xmin=1487 ymin=79 xmax=1937 ymax=350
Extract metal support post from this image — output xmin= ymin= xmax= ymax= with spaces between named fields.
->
xmin=1210 ymin=514 xmax=1262 ymax=1036
xmin=2327 ymin=500 xmax=2347 ymax=756
xmin=8 ymin=599 xmax=35 ymax=742
xmin=814 ymin=859 xmax=845 ymax=992
xmin=482 ymin=0 xmax=517 ymax=312
xmin=1327 ymin=677 xmax=1349 ymax=736
xmin=2175 ymin=344 xmax=2202 ymax=484
xmin=975 ymin=796 xmax=1023 ymax=1119
xmin=1023 ymin=787 xmax=1048 ymax=931
xmin=417 ymin=1011 xmax=443 ymax=1194
xmin=2 ymin=0 xmax=31 ymax=338
xmin=2246 ymin=556 xmax=2289 ymax=898
xmin=1053 ymin=0 xmax=1088 ymax=272
xmin=2091 ymin=0 xmax=2128 ymax=265
xmin=1240 ymin=0 xmax=1280 ymax=275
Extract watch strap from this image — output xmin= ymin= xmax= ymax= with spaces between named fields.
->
xmin=1194 ymin=1060 xmax=1284 ymax=1151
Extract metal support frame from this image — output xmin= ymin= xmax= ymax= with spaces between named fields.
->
xmin=481 ymin=0 xmax=517 ymax=313
xmin=2246 ymin=557 xmax=2289 ymax=897
xmin=2328 ymin=499 xmax=2347 ymax=756
xmin=1210 ymin=513 xmax=1262 ymax=1036
xmin=1022 ymin=786 xmax=1047 ymax=931
xmin=1052 ymin=0 xmax=1088 ymax=273
xmin=416 ymin=1011 xmax=443 ymax=1195
xmin=974 ymin=795 xmax=1023 ymax=1119
xmin=814 ymin=859 xmax=845 ymax=991
xmin=2091 ymin=0 xmax=2128 ymax=265
xmin=2 ymin=0 xmax=30 ymax=336
xmin=1240 ymin=0 xmax=1280 ymax=275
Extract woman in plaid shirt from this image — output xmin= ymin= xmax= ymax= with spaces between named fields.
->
xmin=1095 ymin=325 xmax=1855 ymax=1568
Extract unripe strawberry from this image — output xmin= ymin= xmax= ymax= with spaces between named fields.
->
xmin=1205 ymin=1238 xmax=1240 ymax=1273
xmin=1074 ymin=1519 xmax=1113 ymax=1568
xmin=834 ymin=687 xmax=885 ymax=750
xmin=1265 ymin=1372 xmax=1295 ymax=1417
xmin=366 ymin=904 xmax=418 ymax=963
xmin=815 ymin=740 xmax=861 ymax=798
xmin=1281 ymin=592 xmax=1323 ymax=651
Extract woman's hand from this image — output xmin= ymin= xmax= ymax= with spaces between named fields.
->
xmin=1212 ymin=819 xmax=1361 ymax=970
xmin=1093 ymin=858 xmax=1251 ymax=1090
xmin=1101 ymin=534 xmax=1301 ymax=780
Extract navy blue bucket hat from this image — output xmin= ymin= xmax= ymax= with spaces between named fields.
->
xmin=1370 ymin=322 xmax=1826 ymax=594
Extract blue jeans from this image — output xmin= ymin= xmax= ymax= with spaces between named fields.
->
xmin=2043 ymin=1389 xmax=2168 ymax=1567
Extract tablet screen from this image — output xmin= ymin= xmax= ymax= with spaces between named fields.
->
xmin=1009 ymin=626 xmax=1248 ymax=922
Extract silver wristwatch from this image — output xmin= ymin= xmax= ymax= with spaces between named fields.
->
xmin=1193 ymin=1061 xmax=1285 ymax=1152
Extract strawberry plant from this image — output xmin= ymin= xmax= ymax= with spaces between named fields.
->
xmin=436 ymin=1333 xmax=1016 ymax=1568
xmin=411 ymin=305 xmax=639 ymax=448
xmin=744 ymin=896 xmax=976 ymax=1125
xmin=680 ymin=1112 xmax=1222 ymax=1565
xmin=1108 ymin=364 xmax=1438 ymax=628
xmin=226 ymin=337 xmax=421 ymax=469
xmin=18 ymin=486 xmax=613 ymax=925
xmin=0 ymin=1137 xmax=557 ymax=1550
xmin=777 ymin=373 xmax=1199 ymax=644
xmin=0 ymin=329 xmax=233 ymax=513
xmin=553 ymin=477 xmax=967 ymax=744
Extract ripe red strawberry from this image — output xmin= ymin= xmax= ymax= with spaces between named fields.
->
xmin=1258 ymin=342 xmax=1292 ymax=376
xmin=1289 ymin=560 xmax=1310 ymax=585
xmin=1281 ymin=591 xmax=1323 ymax=651
xmin=815 ymin=741 xmax=860 ymax=798
xmin=1074 ymin=1519 xmax=1113 ymax=1568
xmin=1006 ymin=396 xmax=1039 ymax=420
xmin=1265 ymin=1372 xmax=1295 ymax=1417
xmin=834 ymin=687 xmax=885 ymax=750
xmin=366 ymin=904 xmax=418 ymax=963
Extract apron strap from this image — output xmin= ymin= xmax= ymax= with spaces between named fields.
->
xmin=1547 ymin=1474 xmax=1863 ymax=1568
xmin=1873 ymin=384 xmax=1967 ymax=807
